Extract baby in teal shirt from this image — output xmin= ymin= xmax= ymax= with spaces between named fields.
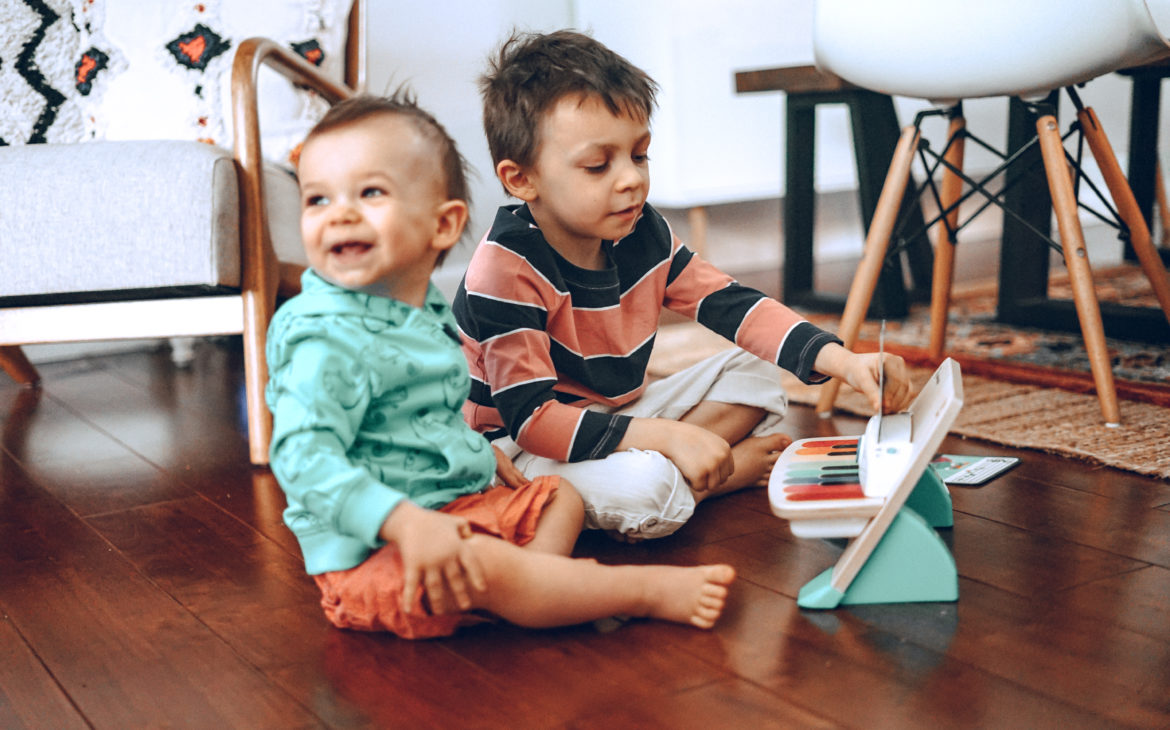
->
xmin=266 ymin=92 xmax=736 ymax=638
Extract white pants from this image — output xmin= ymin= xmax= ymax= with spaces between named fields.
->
xmin=495 ymin=348 xmax=788 ymax=540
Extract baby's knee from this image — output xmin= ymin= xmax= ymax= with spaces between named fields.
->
xmin=550 ymin=477 xmax=586 ymax=526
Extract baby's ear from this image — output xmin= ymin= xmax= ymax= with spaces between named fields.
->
xmin=433 ymin=199 xmax=469 ymax=251
xmin=496 ymin=159 xmax=536 ymax=201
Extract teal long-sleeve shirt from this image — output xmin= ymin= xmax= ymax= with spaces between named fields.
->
xmin=266 ymin=270 xmax=497 ymax=575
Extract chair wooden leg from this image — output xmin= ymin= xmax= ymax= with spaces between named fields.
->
xmin=1036 ymin=114 xmax=1121 ymax=426
xmin=242 ymin=290 xmax=274 ymax=465
xmin=0 ymin=345 xmax=40 ymax=386
xmin=928 ymin=114 xmax=966 ymax=361
xmin=1077 ymin=106 xmax=1170 ymax=327
xmin=816 ymin=124 xmax=922 ymax=415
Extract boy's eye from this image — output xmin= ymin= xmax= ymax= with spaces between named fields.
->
xmin=584 ymin=162 xmax=609 ymax=174
xmin=633 ymin=153 xmax=650 ymax=164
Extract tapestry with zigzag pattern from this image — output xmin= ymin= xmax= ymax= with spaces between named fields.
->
xmin=0 ymin=0 xmax=351 ymax=166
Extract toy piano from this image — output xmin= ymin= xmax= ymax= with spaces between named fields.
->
xmin=769 ymin=357 xmax=964 ymax=609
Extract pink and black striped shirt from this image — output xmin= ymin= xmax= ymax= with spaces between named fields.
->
xmin=453 ymin=203 xmax=840 ymax=463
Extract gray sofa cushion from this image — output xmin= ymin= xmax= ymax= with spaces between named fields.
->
xmin=1 ymin=140 xmax=305 ymax=299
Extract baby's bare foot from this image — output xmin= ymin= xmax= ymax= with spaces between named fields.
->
xmin=644 ymin=564 xmax=736 ymax=629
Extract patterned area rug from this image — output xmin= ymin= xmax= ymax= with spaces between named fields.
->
xmin=648 ymin=264 xmax=1170 ymax=479
xmin=808 ymin=264 xmax=1170 ymax=404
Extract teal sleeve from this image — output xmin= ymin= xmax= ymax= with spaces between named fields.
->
xmin=268 ymin=336 xmax=403 ymax=551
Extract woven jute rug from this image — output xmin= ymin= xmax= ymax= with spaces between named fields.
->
xmin=648 ymin=321 xmax=1170 ymax=480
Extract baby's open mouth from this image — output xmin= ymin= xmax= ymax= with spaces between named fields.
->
xmin=330 ymin=241 xmax=372 ymax=255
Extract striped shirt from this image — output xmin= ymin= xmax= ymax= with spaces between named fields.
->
xmin=452 ymin=203 xmax=840 ymax=463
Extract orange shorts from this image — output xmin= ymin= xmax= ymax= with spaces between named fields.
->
xmin=313 ymin=475 xmax=560 ymax=639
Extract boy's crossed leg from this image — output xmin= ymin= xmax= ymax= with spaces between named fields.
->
xmin=679 ymin=400 xmax=792 ymax=497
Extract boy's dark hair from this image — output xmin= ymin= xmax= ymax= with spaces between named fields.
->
xmin=479 ymin=29 xmax=658 ymax=172
xmin=302 ymin=90 xmax=471 ymax=263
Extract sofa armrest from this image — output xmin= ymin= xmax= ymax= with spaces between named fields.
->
xmin=230 ymin=37 xmax=354 ymax=302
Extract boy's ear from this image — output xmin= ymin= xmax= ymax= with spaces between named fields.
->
xmin=432 ymin=199 xmax=469 ymax=252
xmin=496 ymin=159 xmax=537 ymax=201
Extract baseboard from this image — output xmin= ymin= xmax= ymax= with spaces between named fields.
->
xmin=24 ymin=339 xmax=163 ymax=364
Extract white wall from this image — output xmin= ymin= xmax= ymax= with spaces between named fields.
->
xmin=575 ymin=0 xmax=808 ymax=207
xmin=364 ymin=1 xmax=574 ymax=294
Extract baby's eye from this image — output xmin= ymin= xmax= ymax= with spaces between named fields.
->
xmin=305 ymin=194 xmax=329 ymax=207
xmin=361 ymin=187 xmax=386 ymax=198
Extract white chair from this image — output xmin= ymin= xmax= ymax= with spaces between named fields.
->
xmin=812 ymin=0 xmax=1170 ymax=425
xmin=0 ymin=4 xmax=364 ymax=464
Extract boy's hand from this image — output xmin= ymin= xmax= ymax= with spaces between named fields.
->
xmin=380 ymin=501 xmax=486 ymax=615
xmin=619 ymin=418 xmax=734 ymax=492
xmin=492 ymin=444 xmax=529 ymax=489
xmin=815 ymin=343 xmax=912 ymax=414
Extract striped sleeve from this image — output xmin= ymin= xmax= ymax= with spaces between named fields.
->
xmin=661 ymin=231 xmax=841 ymax=383
xmin=455 ymin=238 xmax=630 ymax=462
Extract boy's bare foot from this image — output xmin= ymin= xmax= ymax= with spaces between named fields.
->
xmin=696 ymin=433 xmax=791 ymax=499
xmin=641 ymin=564 xmax=736 ymax=629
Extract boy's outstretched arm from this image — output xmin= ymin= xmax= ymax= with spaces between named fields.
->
xmin=814 ymin=342 xmax=912 ymax=413
xmin=379 ymin=502 xmax=486 ymax=615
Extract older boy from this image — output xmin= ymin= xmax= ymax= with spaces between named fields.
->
xmin=454 ymin=31 xmax=911 ymax=541
xmin=266 ymin=93 xmax=736 ymax=638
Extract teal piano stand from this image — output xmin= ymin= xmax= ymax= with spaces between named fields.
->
xmin=797 ymin=468 xmax=957 ymax=609
xmin=769 ymin=359 xmax=965 ymax=611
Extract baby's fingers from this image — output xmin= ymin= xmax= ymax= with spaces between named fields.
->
xmin=424 ymin=566 xmax=449 ymax=614
xmin=401 ymin=564 xmax=420 ymax=613
xmin=443 ymin=561 xmax=472 ymax=611
xmin=460 ymin=544 xmax=487 ymax=595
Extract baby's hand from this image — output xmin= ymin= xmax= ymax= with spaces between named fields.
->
xmin=492 ymin=444 xmax=529 ymax=489
xmin=380 ymin=501 xmax=486 ymax=615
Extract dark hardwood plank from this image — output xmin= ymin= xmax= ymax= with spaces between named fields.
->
xmin=949 ymin=511 xmax=1150 ymax=596
xmin=1055 ymin=564 xmax=1170 ymax=644
xmin=672 ymin=580 xmax=1118 ymax=729
xmin=568 ymin=677 xmax=838 ymax=729
xmin=441 ymin=621 xmax=741 ymax=727
xmin=0 ymin=454 xmax=325 ymax=729
xmin=84 ymin=494 xmax=534 ymax=728
xmin=4 ymin=339 xmax=1169 ymax=729
xmin=950 ymin=470 xmax=1170 ymax=567
xmin=0 ymin=613 xmax=88 ymax=730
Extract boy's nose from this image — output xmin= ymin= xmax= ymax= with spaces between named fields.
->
xmin=614 ymin=161 xmax=647 ymax=192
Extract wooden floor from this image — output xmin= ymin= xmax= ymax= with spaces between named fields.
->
xmin=2 ymin=338 xmax=1169 ymax=729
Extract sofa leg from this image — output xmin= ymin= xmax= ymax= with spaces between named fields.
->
xmin=0 ymin=346 xmax=40 ymax=386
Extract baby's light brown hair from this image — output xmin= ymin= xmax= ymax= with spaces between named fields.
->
xmin=301 ymin=91 xmax=470 ymax=264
